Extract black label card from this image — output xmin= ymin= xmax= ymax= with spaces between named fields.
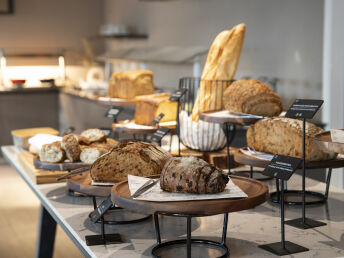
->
xmin=169 ymin=88 xmax=187 ymax=101
xmin=89 ymin=197 xmax=114 ymax=223
xmin=285 ymin=99 xmax=323 ymax=119
xmin=262 ymin=155 xmax=302 ymax=180
xmin=152 ymin=113 xmax=165 ymax=126
xmin=151 ymin=127 xmax=170 ymax=142
xmin=105 ymin=107 xmax=122 ymax=118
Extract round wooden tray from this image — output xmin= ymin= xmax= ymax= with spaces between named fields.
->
xmin=111 ymin=175 xmax=269 ymax=215
xmin=234 ymin=147 xmax=344 ymax=169
xmin=311 ymin=130 xmax=344 ymax=154
xmin=66 ymin=172 xmax=113 ymax=197
xmin=199 ymin=110 xmax=263 ymax=125
xmin=34 ymin=158 xmax=90 ymax=171
xmin=97 ymin=96 xmax=137 ymax=107
xmin=112 ymin=120 xmax=177 ymax=134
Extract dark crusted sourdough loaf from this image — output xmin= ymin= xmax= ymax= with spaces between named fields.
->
xmin=90 ymin=141 xmax=171 ymax=182
xmin=160 ymin=157 xmax=229 ymax=194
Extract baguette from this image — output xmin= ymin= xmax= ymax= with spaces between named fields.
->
xmin=39 ymin=141 xmax=66 ymax=163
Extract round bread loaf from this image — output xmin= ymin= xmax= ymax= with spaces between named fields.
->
xmin=247 ymin=117 xmax=337 ymax=161
xmin=90 ymin=141 xmax=172 ymax=182
xmin=223 ymin=79 xmax=282 ymax=116
xmin=160 ymin=157 xmax=229 ymax=194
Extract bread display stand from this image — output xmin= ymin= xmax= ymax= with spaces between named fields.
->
xmin=97 ymin=96 xmax=138 ymax=107
xmin=199 ymin=110 xmax=271 ymax=180
xmin=66 ymin=172 xmax=151 ymax=226
xmin=111 ymin=175 xmax=269 ymax=258
xmin=112 ymin=120 xmax=176 ymax=142
xmin=258 ymin=155 xmax=309 ymax=255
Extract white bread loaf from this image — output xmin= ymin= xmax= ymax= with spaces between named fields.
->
xmin=191 ymin=24 xmax=246 ymax=121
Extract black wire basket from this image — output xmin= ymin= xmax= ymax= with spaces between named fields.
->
xmin=178 ymin=77 xmax=233 ymax=152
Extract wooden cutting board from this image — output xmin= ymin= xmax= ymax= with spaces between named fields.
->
xmin=18 ymin=152 xmax=68 ymax=184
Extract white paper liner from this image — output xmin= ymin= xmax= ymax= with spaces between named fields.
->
xmin=128 ymin=175 xmax=247 ymax=202
xmin=116 ymin=120 xmax=176 ymax=130
xmin=91 ymin=180 xmax=117 ymax=186
xmin=330 ymin=129 xmax=344 ymax=143
xmin=205 ymin=110 xmax=263 ymax=119
xmin=240 ymin=148 xmax=274 ymax=161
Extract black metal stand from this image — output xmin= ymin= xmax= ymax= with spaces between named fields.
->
xmin=259 ymin=180 xmax=309 ymax=256
xmin=90 ymin=196 xmax=151 ymax=225
xmin=85 ymin=215 xmax=123 ymax=246
xmin=151 ymin=212 xmax=229 ymax=258
xmin=270 ymin=168 xmax=332 ymax=205
xmin=285 ymin=118 xmax=326 ymax=229
xmin=36 ymin=205 xmax=57 ymax=258
xmin=224 ymin=123 xmax=236 ymax=173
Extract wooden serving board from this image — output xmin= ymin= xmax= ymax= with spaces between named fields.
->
xmin=311 ymin=130 xmax=344 ymax=154
xmin=18 ymin=152 xmax=68 ymax=184
xmin=199 ymin=110 xmax=263 ymax=125
xmin=111 ymin=175 xmax=269 ymax=215
xmin=113 ymin=120 xmax=177 ymax=134
xmin=234 ymin=147 xmax=344 ymax=169
xmin=33 ymin=158 xmax=90 ymax=171
xmin=66 ymin=172 xmax=112 ymax=197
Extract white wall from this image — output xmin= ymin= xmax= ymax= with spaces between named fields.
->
xmin=0 ymin=0 xmax=104 ymax=65
xmin=323 ymin=0 xmax=344 ymax=189
xmin=104 ymin=0 xmax=323 ymax=109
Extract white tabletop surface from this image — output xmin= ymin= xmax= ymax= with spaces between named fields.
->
xmin=2 ymin=145 xmax=344 ymax=258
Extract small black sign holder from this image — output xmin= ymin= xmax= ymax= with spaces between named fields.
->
xmin=259 ymin=155 xmax=309 ymax=255
xmin=105 ymin=106 xmax=123 ymax=139
xmin=85 ymin=196 xmax=123 ymax=246
xmin=151 ymin=127 xmax=171 ymax=147
xmin=284 ymin=99 xmax=326 ymax=229
xmin=170 ymin=88 xmax=187 ymax=157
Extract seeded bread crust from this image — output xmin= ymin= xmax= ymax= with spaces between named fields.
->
xmin=246 ymin=117 xmax=336 ymax=161
xmin=160 ymin=157 xmax=229 ymax=194
xmin=39 ymin=141 xmax=66 ymax=163
xmin=61 ymin=134 xmax=81 ymax=162
xmin=223 ymin=79 xmax=282 ymax=116
xmin=90 ymin=141 xmax=172 ymax=182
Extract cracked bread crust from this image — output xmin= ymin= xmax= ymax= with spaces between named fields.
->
xmin=160 ymin=157 xmax=229 ymax=194
xmin=246 ymin=117 xmax=336 ymax=161
xmin=223 ymin=79 xmax=282 ymax=116
xmin=61 ymin=134 xmax=81 ymax=162
xmin=90 ymin=141 xmax=172 ymax=182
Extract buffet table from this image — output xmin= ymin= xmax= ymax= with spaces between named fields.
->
xmin=2 ymin=145 xmax=344 ymax=258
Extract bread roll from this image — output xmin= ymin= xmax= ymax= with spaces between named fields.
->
xmin=134 ymin=93 xmax=177 ymax=125
xmin=246 ymin=117 xmax=336 ymax=161
xmin=223 ymin=79 xmax=282 ymax=116
xmin=191 ymin=24 xmax=246 ymax=121
xmin=81 ymin=129 xmax=106 ymax=143
xmin=90 ymin=141 xmax=172 ymax=182
xmin=80 ymin=146 xmax=108 ymax=164
xmin=160 ymin=157 xmax=229 ymax=194
xmin=108 ymin=70 xmax=155 ymax=99
xmin=39 ymin=142 xmax=66 ymax=163
xmin=61 ymin=134 xmax=81 ymax=162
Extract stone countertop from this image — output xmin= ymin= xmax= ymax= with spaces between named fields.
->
xmin=2 ymin=145 xmax=344 ymax=258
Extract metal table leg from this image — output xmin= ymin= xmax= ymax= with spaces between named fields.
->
xmin=35 ymin=205 xmax=57 ymax=258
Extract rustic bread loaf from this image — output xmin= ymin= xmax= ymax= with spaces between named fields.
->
xmin=223 ymin=79 xmax=282 ymax=116
xmin=160 ymin=157 xmax=229 ymax=194
xmin=81 ymin=128 xmax=106 ymax=143
xmin=191 ymin=24 xmax=246 ymax=121
xmin=61 ymin=134 xmax=81 ymax=162
xmin=90 ymin=141 xmax=172 ymax=182
xmin=39 ymin=141 xmax=66 ymax=163
xmin=134 ymin=93 xmax=177 ymax=125
xmin=246 ymin=117 xmax=336 ymax=161
xmin=108 ymin=70 xmax=155 ymax=99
